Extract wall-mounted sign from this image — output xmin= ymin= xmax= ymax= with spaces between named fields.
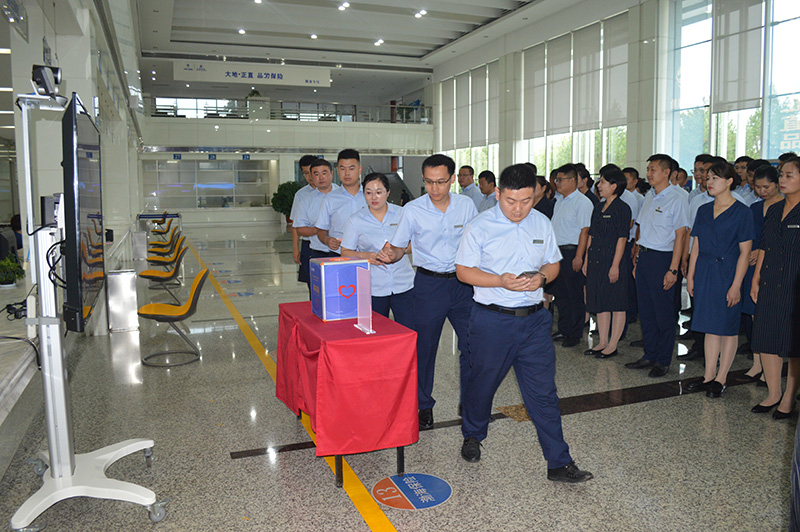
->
xmin=174 ymin=61 xmax=330 ymax=88
xmin=173 ymin=154 xmax=181 ymax=160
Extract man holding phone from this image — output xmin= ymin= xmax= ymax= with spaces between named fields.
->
xmin=454 ymin=163 xmax=593 ymax=483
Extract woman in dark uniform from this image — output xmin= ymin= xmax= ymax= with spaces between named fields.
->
xmin=740 ymin=164 xmax=782 ymax=382
xmin=751 ymin=156 xmax=800 ymax=418
xmin=533 ymin=174 xmax=554 ymax=219
xmin=582 ymin=169 xmax=631 ymax=358
xmin=685 ymin=161 xmax=754 ymax=398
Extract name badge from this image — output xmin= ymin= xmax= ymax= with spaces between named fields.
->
xmin=532 ymin=239 xmax=544 ymax=244
xmin=789 ymin=224 xmax=800 ymax=229
xmin=655 ymin=207 xmax=663 ymax=213
xmin=390 ymin=223 xmax=398 ymax=227
xmin=603 ymin=214 xmax=612 ymax=219
xmin=454 ymin=224 xmax=464 ymax=228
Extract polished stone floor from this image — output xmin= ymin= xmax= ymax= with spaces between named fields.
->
xmin=0 ymin=223 xmax=795 ymax=531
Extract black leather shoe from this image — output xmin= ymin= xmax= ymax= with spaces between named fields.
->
xmin=752 ymin=399 xmax=781 ymax=413
xmin=562 ymin=337 xmax=580 ymax=348
xmin=629 ymin=339 xmax=644 ymax=347
xmin=648 ymin=363 xmax=669 ymax=377
xmin=677 ymin=348 xmax=703 ymax=361
xmin=457 ymin=403 xmax=462 ymax=417
xmin=685 ymin=379 xmax=713 ymax=393
xmin=706 ymin=380 xmax=727 ymax=398
xmin=547 ymin=461 xmax=593 ymax=483
xmin=773 ymin=407 xmax=795 ymax=420
xmin=461 ymin=437 xmax=481 ymax=462
xmin=625 ymin=357 xmax=655 ymax=369
xmin=419 ymin=408 xmax=434 ymax=430
xmin=736 ymin=370 xmax=763 ymax=383
xmin=596 ymin=349 xmax=618 ymax=359
xmin=552 ymin=332 xmax=566 ymax=341
xmin=757 ymin=379 xmax=767 ymax=387
xmin=584 ymin=348 xmax=603 ymax=356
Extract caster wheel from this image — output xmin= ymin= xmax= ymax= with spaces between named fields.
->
xmin=27 ymin=457 xmax=47 ymax=477
xmin=149 ymin=505 xmax=166 ymax=523
xmin=144 ymin=448 xmax=153 ymax=468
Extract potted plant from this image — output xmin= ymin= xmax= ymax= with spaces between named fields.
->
xmin=270 ymin=181 xmax=304 ymax=224
xmin=0 ymin=255 xmax=24 ymax=288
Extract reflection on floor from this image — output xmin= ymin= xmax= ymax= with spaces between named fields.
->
xmin=0 ymin=224 xmax=794 ymax=531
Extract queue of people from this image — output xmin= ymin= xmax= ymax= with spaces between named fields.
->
xmin=288 ymin=148 xmax=800 ymax=483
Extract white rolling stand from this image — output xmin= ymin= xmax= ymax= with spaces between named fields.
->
xmin=11 ymin=90 xmax=166 ymax=531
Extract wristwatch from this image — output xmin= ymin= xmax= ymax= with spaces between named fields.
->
xmin=535 ymin=271 xmax=548 ymax=284
xmin=668 ymin=269 xmax=678 ymax=275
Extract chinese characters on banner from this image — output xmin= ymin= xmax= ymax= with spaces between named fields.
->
xmin=173 ymin=60 xmax=330 ymax=88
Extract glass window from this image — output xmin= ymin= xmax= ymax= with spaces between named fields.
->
xmin=773 ymin=0 xmax=800 ymax=23
xmin=770 ymin=18 xmax=800 ymax=96
xmin=713 ymin=108 xmax=762 ymax=161
xmin=547 ymin=133 xmax=573 ymax=170
xmin=603 ymin=126 xmax=627 ymax=167
xmin=765 ymin=93 xmax=800 ymax=158
xmin=676 ymin=42 xmax=712 ymax=109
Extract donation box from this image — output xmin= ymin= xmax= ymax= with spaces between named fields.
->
xmin=310 ymin=257 xmax=370 ymax=321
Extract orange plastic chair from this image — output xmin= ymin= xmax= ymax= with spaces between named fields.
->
xmin=137 ymin=269 xmax=208 ymax=368
xmin=148 ymin=230 xmax=182 ymax=256
xmin=151 ymin=218 xmax=173 ymax=241
xmin=146 ymin=236 xmax=186 ymax=265
xmin=149 ymin=226 xmax=179 ymax=250
xmin=139 ymin=246 xmax=188 ymax=303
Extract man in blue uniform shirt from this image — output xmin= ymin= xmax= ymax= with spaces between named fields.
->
xmin=550 ymin=163 xmax=594 ymax=347
xmin=315 ymin=149 xmax=367 ymax=254
xmin=455 ymin=163 xmax=593 ymax=483
xmin=290 ymin=154 xmax=318 ymax=287
xmin=376 ymin=154 xmax=478 ymax=431
xmin=626 ymin=154 xmax=689 ymax=377
xmin=458 ymin=165 xmax=483 ymax=209
xmin=477 ymin=170 xmax=498 ymax=212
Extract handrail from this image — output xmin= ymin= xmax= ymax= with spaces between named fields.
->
xmin=143 ymin=97 xmax=433 ymax=125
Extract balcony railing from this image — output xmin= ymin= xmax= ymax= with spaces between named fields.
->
xmin=144 ymin=97 xmax=432 ymax=125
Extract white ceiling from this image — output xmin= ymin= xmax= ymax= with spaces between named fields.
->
xmin=134 ymin=0 xmax=530 ymax=104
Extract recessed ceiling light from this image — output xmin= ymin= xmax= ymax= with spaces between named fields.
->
xmin=254 ymin=0 xmax=262 ymax=3
xmin=415 ymin=13 xmax=421 ymax=18
xmin=374 ymin=38 xmax=384 ymax=46
xmin=186 ymin=84 xmax=190 ymax=87
xmin=338 ymin=5 xmax=345 ymax=10
xmin=238 ymin=29 xmax=246 ymax=34
xmin=152 ymin=77 xmax=156 ymax=80
xmin=151 ymin=70 xmax=156 ymax=74
xmin=123 ymin=70 xmax=128 ymax=74
xmin=313 ymin=89 xmax=317 ymax=92
xmin=329 ymin=78 xmax=333 ymax=82
xmin=311 ymin=34 xmax=317 ymax=39
xmin=420 ymin=9 xmax=426 ymax=15
xmin=251 ymin=86 xmax=255 ymax=90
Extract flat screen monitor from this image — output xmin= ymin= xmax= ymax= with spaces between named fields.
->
xmin=62 ymin=93 xmax=104 ymax=333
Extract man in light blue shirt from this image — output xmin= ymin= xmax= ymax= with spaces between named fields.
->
xmin=626 ymin=154 xmax=689 ymax=377
xmin=455 ymin=163 xmax=593 ymax=483
xmin=477 ymin=170 xmax=498 ymax=212
xmin=458 ymin=165 xmax=483 ymax=209
xmin=376 ymin=154 xmax=478 ymax=431
xmin=290 ymin=155 xmax=319 ymax=286
xmin=293 ymin=159 xmax=340 ymax=295
xmin=315 ymin=149 xmax=367 ymax=254
xmin=550 ymin=163 xmax=593 ymax=347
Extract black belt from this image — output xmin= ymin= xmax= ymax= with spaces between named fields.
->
xmin=638 ymin=245 xmax=668 ymax=254
xmin=477 ymin=302 xmax=544 ymax=317
xmin=417 ymin=267 xmax=458 ymax=279
xmin=559 ymin=244 xmax=578 ymax=250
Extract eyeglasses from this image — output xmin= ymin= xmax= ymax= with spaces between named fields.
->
xmin=364 ymin=189 xmax=387 ymax=196
xmin=554 ymin=176 xmax=575 ymax=184
xmin=423 ymin=179 xmax=451 ymax=186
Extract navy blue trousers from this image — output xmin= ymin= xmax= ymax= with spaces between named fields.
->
xmin=625 ymin=240 xmax=638 ymax=320
xmin=413 ymin=272 xmax=472 ymax=410
xmin=307 ymin=248 xmax=335 ymax=299
xmin=298 ymin=240 xmax=311 ymax=284
xmin=372 ymin=288 xmax=415 ymax=330
xmin=551 ymin=246 xmax=586 ymax=338
xmin=636 ymin=250 xmax=677 ymax=366
xmin=462 ymin=304 xmax=572 ymax=469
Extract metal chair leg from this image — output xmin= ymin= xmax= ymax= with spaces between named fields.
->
xmin=141 ymin=322 xmax=200 ymax=368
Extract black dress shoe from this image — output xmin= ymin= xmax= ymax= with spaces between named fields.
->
xmin=625 ymin=357 xmax=655 ymax=369
xmin=706 ymin=380 xmax=727 ymax=398
xmin=419 ymin=408 xmax=434 ymax=430
xmin=685 ymin=379 xmax=713 ymax=393
xmin=629 ymin=339 xmax=644 ymax=347
xmin=584 ymin=348 xmax=603 ymax=356
xmin=596 ymin=349 xmax=618 ymax=359
xmin=552 ymin=332 xmax=566 ymax=341
xmin=461 ymin=437 xmax=481 ymax=462
xmin=751 ymin=399 xmax=781 ymax=413
xmin=547 ymin=461 xmax=593 ymax=483
xmin=561 ymin=337 xmax=580 ymax=348
xmin=773 ymin=406 xmax=795 ymax=420
xmin=757 ymin=379 xmax=767 ymax=388
xmin=648 ymin=363 xmax=669 ymax=377
xmin=677 ymin=348 xmax=703 ymax=361
xmin=736 ymin=371 xmax=763 ymax=383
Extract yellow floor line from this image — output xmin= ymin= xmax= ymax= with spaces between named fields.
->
xmin=188 ymin=241 xmax=398 ymax=531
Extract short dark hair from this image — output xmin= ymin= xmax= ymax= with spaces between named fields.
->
xmin=10 ymin=214 xmax=21 ymax=232
xmin=735 ymin=155 xmax=754 ymax=165
xmin=677 ymin=167 xmax=688 ymax=176
xmin=337 ymin=149 xmax=360 ymax=163
xmin=779 ymin=151 xmax=798 ymax=162
xmin=695 ymin=153 xmax=715 ymax=164
xmin=668 ymin=157 xmax=679 ymax=174
xmin=575 ymin=163 xmax=592 ymax=186
xmin=709 ymin=161 xmax=740 ymax=190
xmin=310 ymin=158 xmax=332 ymax=171
xmin=524 ymin=162 xmax=538 ymax=175
xmin=622 ymin=167 xmax=639 ymax=180
xmin=710 ymin=156 xmax=728 ymax=166
xmin=601 ymin=169 xmax=627 ymax=197
xmin=362 ymin=172 xmax=390 ymax=191
xmin=498 ymin=164 xmax=536 ymax=191
xmin=556 ymin=163 xmax=578 ymax=180
xmin=636 ymin=178 xmax=651 ymax=194
xmin=534 ymin=174 xmax=549 ymax=189
xmin=459 ymin=165 xmax=474 ymax=176
xmin=747 ymin=158 xmax=771 ymax=172
xmin=647 ymin=154 xmax=673 ymax=171
xmin=599 ymin=163 xmax=621 ymax=177
xmin=478 ymin=170 xmax=496 ymax=186
xmin=299 ymin=154 xmax=318 ymax=168
xmin=423 ymin=154 xmax=456 ymax=176
xmin=753 ymin=164 xmax=778 ymax=184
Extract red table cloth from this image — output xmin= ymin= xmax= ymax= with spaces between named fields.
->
xmin=276 ymin=302 xmax=419 ymax=457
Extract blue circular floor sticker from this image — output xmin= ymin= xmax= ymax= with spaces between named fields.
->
xmin=372 ymin=473 xmax=451 ymax=510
